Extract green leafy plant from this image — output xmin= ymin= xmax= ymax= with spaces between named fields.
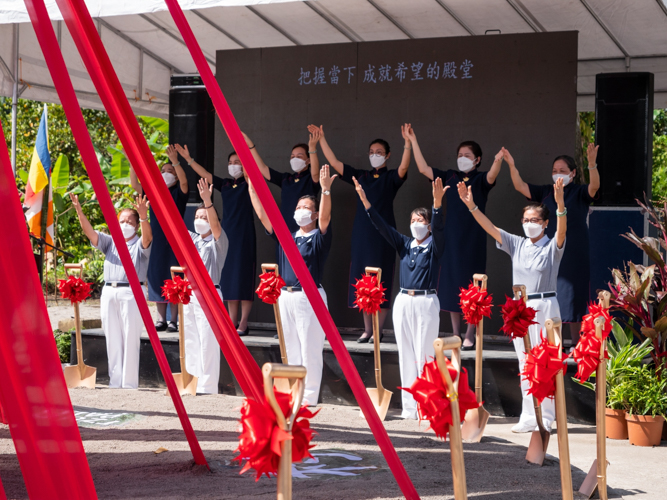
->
xmin=53 ymin=329 xmax=72 ymax=363
xmin=612 ymin=363 xmax=667 ymax=417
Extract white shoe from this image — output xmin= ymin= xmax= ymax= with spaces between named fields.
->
xmin=536 ymin=419 xmax=553 ymax=432
xmin=511 ymin=419 xmax=537 ymax=433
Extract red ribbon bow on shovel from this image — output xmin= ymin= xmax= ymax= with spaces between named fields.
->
xmin=580 ymin=302 xmax=613 ymax=340
xmin=255 ymin=272 xmax=286 ymax=305
xmin=402 ymin=359 xmax=479 ymax=440
xmin=500 ymin=296 xmax=538 ymax=340
xmin=572 ymin=332 xmax=608 ymax=383
xmin=522 ymin=337 xmax=566 ymax=404
xmin=353 ymin=274 xmax=387 ymax=315
xmin=57 ymin=276 xmax=92 ymax=304
xmin=459 ymin=282 xmax=493 ymax=326
xmin=161 ymin=276 xmax=192 ymax=305
xmin=233 ymin=391 xmax=318 ymax=480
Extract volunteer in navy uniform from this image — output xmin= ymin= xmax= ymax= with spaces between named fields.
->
xmin=458 ymin=178 xmax=567 ymax=433
xmin=129 ymin=145 xmax=188 ymax=333
xmin=311 ymin=124 xmax=411 ymax=343
xmin=183 ymin=179 xmax=229 ymax=395
xmin=505 ymin=144 xmax=599 ymax=347
xmin=176 ymin=144 xmax=255 ymax=337
xmin=248 ymin=165 xmax=336 ymax=406
xmin=242 ymin=129 xmax=321 ymax=232
xmin=354 ymin=176 xmax=448 ymax=420
xmin=406 ymin=126 xmax=501 ymax=350
xmin=70 ymin=193 xmax=152 ymax=389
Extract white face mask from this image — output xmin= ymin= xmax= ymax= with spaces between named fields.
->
xmin=457 ymin=157 xmax=475 ymax=173
xmin=290 ymin=158 xmax=307 ymax=172
xmin=293 ymin=209 xmax=314 ymax=227
xmin=228 ymin=163 xmax=243 ymax=179
xmin=410 ymin=222 xmax=430 ymax=241
xmin=523 ymin=222 xmax=545 ymax=239
xmin=552 ymin=173 xmax=572 ymax=187
xmin=194 ymin=219 xmax=211 ymax=235
xmin=162 ymin=172 xmax=177 ymax=186
xmin=120 ymin=222 xmax=136 ymax=239
xmin=369 ymin=154 xmax=386 ymax=169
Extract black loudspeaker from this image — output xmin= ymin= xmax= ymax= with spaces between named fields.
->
xmin=595 ymin=72 xmax=654 ymax=206
xmin=169 ymin=75 xmax=215 ymax=202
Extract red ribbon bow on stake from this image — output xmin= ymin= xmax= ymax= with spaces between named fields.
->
xmin=161 ymin=276 xmax=192 ymax=305
xmin=572 ymin=332 xmax=608 ymax=383
xmin=459 ymin=282 xmax=493 ymax=326
xmin=500 ymin=296 xmax=538 ymax=340
xmin=57 ymin=276 xmax=92 ymax=304
xmin=353 ymin=274 xmax=387 ymax=315
xmin=522 ymin=336 xmax=567 ymax=404
xmin=255 ymin=272 xmax=286 ymax=305
xmin=401 ymin=359 xmax=479 ymax=440
xmin=580 ymin=302 xmax=613 ymax=340
xmin=233 ymin=391 xmax=318 ymax=480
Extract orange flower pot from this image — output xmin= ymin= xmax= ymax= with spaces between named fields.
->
xmin=625 ymin=413 xmax=664 ymax=447
xmin=605 ymin=408 xmax=628 ymax=440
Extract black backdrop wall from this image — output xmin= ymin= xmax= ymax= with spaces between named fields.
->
xmin=213 ymin=32 xmax=578 ymax=336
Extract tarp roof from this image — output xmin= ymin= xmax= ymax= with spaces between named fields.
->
xmin=1 ymin=0 xmax=666 ymax=118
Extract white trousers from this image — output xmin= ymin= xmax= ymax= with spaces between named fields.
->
xmin=278 ymin=288 xmax=327 ymax=406
xmin=393 ymin=292 xmax=441 ymax=419
xmin=100 ymin=285 xmax=144 ymax=389
xmin=183 ymin=289 xmax=222 ymax=394
xmin=512 ymin=296 xmax=559 ymax=426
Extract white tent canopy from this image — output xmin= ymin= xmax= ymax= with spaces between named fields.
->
xmin=1 ymin=0 xmax=666 ymax=120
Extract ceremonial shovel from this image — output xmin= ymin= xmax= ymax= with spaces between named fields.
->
xmin=545 ymin=318 xmax=574 ymax=500
xmin=261 ymin=264 xmax=291 ymax=393
xmin=360 ymin=267 xmax=392 ymax=422
xmin=434 ymin=336 xmax=468 ymax=500
xmin=513 ymin=284 xmax=550 ymax=466
xmin=63 ymin=263 xmax=97 ymax=389
xmin=167 ymin=266 xmax=197 ymax=397
xmin=579 ymin=291 xmax=610 ymax=500
xmin=461 ymin=273 xmax=490 ymax=442
xmin=263 ymin=362 xmax=307 ymax=500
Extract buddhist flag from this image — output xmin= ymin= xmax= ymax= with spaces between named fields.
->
xmin=24 ymin=105 xmax=54 ymax=245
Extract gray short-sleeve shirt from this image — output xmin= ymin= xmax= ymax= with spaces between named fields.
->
xmin=190 ymin=229 xmax=229 ymax=281
xmin=93 ymin=232 xmax=151 ymax=282
xmin=496 ymin=229 xmax=565 ymax=294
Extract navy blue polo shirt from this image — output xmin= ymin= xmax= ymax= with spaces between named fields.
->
xmin=269 ymin=167 xmax=321 ymax=233
xmin=268 ymin=226 xmax=332 ymax=287
xmin=366 ymin=206 xmax=445 ymax=290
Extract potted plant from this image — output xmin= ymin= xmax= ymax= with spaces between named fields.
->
xmin=574 ymin=320 xmax=653 ymax=439
xmin=615 ymin=364 xmax=667 ymax=446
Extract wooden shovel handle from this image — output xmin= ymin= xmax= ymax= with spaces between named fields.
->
xmin=64 ymin=263 xmax=83 ymax=270
xmin=512 ymin=284 xmax=527 ymax=303
xmin=472 ymin=274 xmax=487 ymax=290
xmin=261 ymin=263 xmax=280 ymax=276
xmin=262 ymin=363 xmax=306 ymax=432
xmin=597 ymin=290 xmax=611 ymax=308
xmin=170 ymin=266 xmax=185 ymax=279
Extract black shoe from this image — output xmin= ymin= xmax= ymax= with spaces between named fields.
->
xmin=155 ymin=321 xmax=167 ymax=332
xmin=356 ymin=334 xmax=371 ymax=344
xmin=461 ymin=342 xmax=475 ymax=351
xmin=166 ymin=321 xmax=178 ymax=332
xmin=369 ymin=333 xmax=384 ymax=343
xmin=238 ymin=327 xmax=249 ymax=337
xmin=274 ymin=334 xmax=279 ymax=339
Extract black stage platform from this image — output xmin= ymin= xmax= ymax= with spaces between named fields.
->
xmin=74 ymin=328 xmax=595 ymax=424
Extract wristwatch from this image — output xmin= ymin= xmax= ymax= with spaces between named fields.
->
xmin=322 ymin=190 xmax=331 ymax=196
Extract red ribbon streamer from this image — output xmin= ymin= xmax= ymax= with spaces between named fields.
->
xmin=162 ymin=277 xmax=192 ymax=305
xmin=500 ymin=297 xmax=538 ymax=340
xmin=58 ymin=276 xmax=91 ymax=304
xmin=255 ymin=272 xmax=286 ymax=305
xmin=234 ymin=391 xmax=318 ymax=480
xmin=402 ymin=360 xmax=479 ymax=440
xmin=572 ymin=332 xmax=607 ymax=382
xmin=162 ymin=1 xmax=420 ymax=497
xmin=0 ymin=123 xmax=97 ymax=496
xmin=53 ymin=0 xmax=264 ymax=408
xmin=522 ymin=337 xmax=566 ymax=404
xmin=459 ymin=283 xmax=493 ymax=326
xmin=26 ymin=0 xmax=208 ymax=467
xmin=353 ymin=274 xmax=387 ymax=315
xmin=580 ymin=302 xmax=613 ymax=340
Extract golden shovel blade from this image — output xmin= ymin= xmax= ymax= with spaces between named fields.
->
xmin=63 ymin=365 xmax=97 ymax=389
xmin=525 ymin=428 xmax=550 ymax=466
xmin=359 ymin=387 xmax=393 ymax=422
xmin=167 ymin=372 xmax=198 ymax=397
xmin=461 ymin=405 xmax=490 ymax=442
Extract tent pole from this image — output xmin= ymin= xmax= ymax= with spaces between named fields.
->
xmin=11 ymin=24 xmax=19 ymax=175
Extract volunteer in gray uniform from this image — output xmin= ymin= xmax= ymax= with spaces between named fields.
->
xmin=458 ymin=178 xmax=567 ymax=433
xmin=70 ymin=193 xmax=152 ymax=389
xmin=183 ymin=178 xmax=229 ymax=394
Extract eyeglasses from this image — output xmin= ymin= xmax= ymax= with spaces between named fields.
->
xmin=521 ymin=218 xmax=543 ymax=224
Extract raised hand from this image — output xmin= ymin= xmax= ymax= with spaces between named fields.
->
xmin=133 ymin=195 xmax=150 ymax=219
xmin=494 ymin=148 xmax=504 ymax=163
xmin=166 ymin=144 xmax=179 ymax=164
xmin=320 ymin=164 xmax=337 ymax=191
xmin=457 ymin=181 xmax=475 ymax=209
xmin=401 ymin=123 xmax=412 ymax=143
xmin=587 ymin=143 xmax=599 ymax=167
xmin=502 ymin=147 xmax=515 ymax=167
xmin=197 ymin=178 xmax=213 ymax=205
xmin=69 ymin=192 xmax=82 ymax=212
xmin=307 ymin=124 xmax=324 ymax=138
xmin=432 ymin=177 xmax=449 ymax=209
xmin=309 ymin=127 xmax=321 ymax=149
xmin=554 ymin=176 xmax=565 ymax=206
xmin=352 ymin=176 xmax=370 ymax=209
xmin=174 ymin=143 xmax=191 ymax=163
